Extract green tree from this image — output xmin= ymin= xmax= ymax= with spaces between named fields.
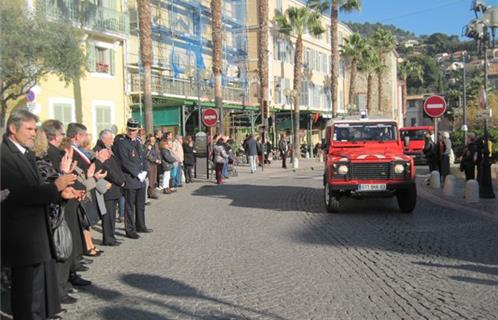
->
xmin=258 ymin=0 xmax=270 ymax=135
xmin=310 ymin=0 xmax=361 ymax=117
xmin=275 ymin=2 xmax=325 ymax=160
xmin=357 ymin=45 xmax=381 ymax=114
xmin=0 ymin=0 xmax=86 ymax=126
xmin=340 ymin=32 xmax=366 ymax=108
xmin=408 ymin=55 xmax=442 ymax=94
xmin=371 ymin=28 xmax=396 ymax=112
xmin=398 ymin=59 xmax=424 ymax=115
xmin=211 ymin=0 xmax=224 ymax=135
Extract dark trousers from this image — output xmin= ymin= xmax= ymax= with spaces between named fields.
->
xmin=464 ymin=165 xmax=475 ymax=181
xmin=124 ymin=188 xmax=146 ymax=234
xmin=281 ymin=151 xmax=287 ymax=168
xmin=65 ymin=200 xmax=83 ymax=272
xmin=102 ymin=199 xmax=118 ymax=244
xmin=185 ymin=164 xmax=193 ymax=183
xmin=148 ymin=163 xmax=158 ymax=196
xmin=427 ymin=158 xmax=437 ymax=172
xmin=55 ymin=260 xmax=70 ymax=300
xmin=215 ymin=162 xmax=224 ymax=184
xmin=12 ymin=260 xmax=61 ymax=320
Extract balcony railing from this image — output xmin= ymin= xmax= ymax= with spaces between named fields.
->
xmin=131 ymin=74 xmax=245 ymax=104
xmin=37 ymin=0 xmax=129 ymax=35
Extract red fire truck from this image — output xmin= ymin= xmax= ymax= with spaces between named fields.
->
xmin=323 ymin=119 xmax=417 ymax=213
xmin=399 ymin=126 xmax=433 ymax=165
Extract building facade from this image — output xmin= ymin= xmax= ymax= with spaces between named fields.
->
xmin=31 ymin=0 xmax=130 ymax=138
xmin=127 ymin=0 xmax=251 ymax=137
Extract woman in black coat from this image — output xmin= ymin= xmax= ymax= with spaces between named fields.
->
xmin=182 ymin=136 xmax=195 ymax=183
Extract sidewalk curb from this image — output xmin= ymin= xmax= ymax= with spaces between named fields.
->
xmin=417 ymin=180 xmax=498 ymax=223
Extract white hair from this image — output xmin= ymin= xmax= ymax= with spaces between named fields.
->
xmin=442 ymin=131 xmax=450 ymax=139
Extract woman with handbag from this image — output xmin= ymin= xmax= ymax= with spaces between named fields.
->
xmin=214 ymin=137 xmax=229 ymax=185
xmin=34 ymin=123 xmax=86 ymax=307
xmin=160 ymin=138 xmax=177 ymax=194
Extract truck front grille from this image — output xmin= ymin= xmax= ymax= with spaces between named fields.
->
xmin=350 ymin=163 xmax=390 ymax=180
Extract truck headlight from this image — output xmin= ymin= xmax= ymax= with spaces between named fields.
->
xmin=338 ymin=165 xmax=349 ymax=175
xmin=394 ymin=164 xmax=405 ymax=174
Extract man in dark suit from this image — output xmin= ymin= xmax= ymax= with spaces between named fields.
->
xmin=1 ymin=109 xmax=77 ymax=320
xmin=94 ymin=129 xmax=126 ymax=246
xmin=114 ymin=119 xmax=152 ymax=239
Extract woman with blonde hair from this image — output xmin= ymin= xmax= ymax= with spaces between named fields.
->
xmin=159 ymin=138 xmax=177 ymax=194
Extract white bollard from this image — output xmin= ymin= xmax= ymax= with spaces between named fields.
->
xmin=430 ymin=171 xmax=441 ymax=189
xmin=464 ymin=179 xmax=480 ymax=203
xmin=292 ymin=158 xmax=299 ymax=169
xmin=443 ymin=175 xmax=457 ymax=197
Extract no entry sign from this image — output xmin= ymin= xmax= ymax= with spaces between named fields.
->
xmin=202 ymin=108 xmax=218 ymax=127
xmin=423 ymin=95 xmax=447 ymax=118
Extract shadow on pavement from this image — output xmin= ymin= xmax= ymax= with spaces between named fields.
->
xmin=101 ymin=306 xmax=170 ymax=320
xmin=449 ymin=276 xmax=498 ymax=286
xmin=413 ymin=261 xmax=498 ymax=276
xmin=121 ymin=274 xmax=285 ymax=320
xmin=83 ymin=285 xmax=124 ymax=301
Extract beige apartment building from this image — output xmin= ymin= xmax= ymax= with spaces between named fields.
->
xmin=247 ymin=0 xmax=401 ymax=145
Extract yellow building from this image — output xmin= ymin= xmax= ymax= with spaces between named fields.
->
xmin=246 ymin=0 xmax=353 ymax=145
xmin=28 ymin=0 xmax=130 ymax=139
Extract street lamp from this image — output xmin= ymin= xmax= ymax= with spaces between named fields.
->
xmin=284 ymin=88 xmax=298 ymax=167
xmin=464 ymin=1 xmax=496 ymax=199
xmin=451 ymin=53 xmax=468 ymax=141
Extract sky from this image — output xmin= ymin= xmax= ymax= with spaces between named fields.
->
xmin=341 ymin=0 xmax=498 ymax=37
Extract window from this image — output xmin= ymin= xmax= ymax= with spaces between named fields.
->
xmin=88 ymin=43 xmax=115 ymax=75
xmin=276 ymin=0 xmax=282 ymax=13
xmin=355 ymin=94 xmax=367 ymax=110
xmin=274 ymin=76 xmax=282 ymax=104
xmin=49 ymin=98 xmax=75 ymax=127
xmin=94 ymin=103 xmax=114 ymax=135
xmin=411 ymin=118 xmax=417 ymax=126
xmin=300 ymin=81 xmax=309 ymax=106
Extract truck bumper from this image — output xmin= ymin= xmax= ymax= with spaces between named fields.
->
xmin=329 ymin=181 xmax=415 ymax=198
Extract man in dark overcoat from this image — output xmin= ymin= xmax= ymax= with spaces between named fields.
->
xmin=1 ymin=109 xmax=76 ymax=319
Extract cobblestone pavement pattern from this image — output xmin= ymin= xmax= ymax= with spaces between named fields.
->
xmin=63 ymin=165 xmax=498 ymax=320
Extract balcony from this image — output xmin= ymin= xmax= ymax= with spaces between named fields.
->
xmin=131 ymin=74 xmax=245 ymax=104
xmin=37 ymin=0 xmax=129 ymax=35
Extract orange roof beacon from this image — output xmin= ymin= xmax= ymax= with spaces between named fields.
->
xmin=323 ymin=117 xmax=417 ymax=213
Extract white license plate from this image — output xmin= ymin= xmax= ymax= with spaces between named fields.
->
xmin=358 ymin=184 xmax=387 ymax=191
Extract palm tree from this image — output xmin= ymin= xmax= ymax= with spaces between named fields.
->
xmin=371 ymin=28 xmax=396 ymax=113
xmin=357 ymin=45 xmax=382 ymax=114
xmin=258 ymin=0 xmax=269 ymax=134
xmin=326 ymin=0 xmax=361 ymax=117
xmin=398 ymin=59 xmax=424 ymax=117
xmin=275 ymin=3 xmax=325 ymax=161
xmin=340 ymin=32 xmax=366 ymax=110
xmin=211 ymin=0 xmax=224 ymax=135
xmin=137 ymin=0 xmax=153 ymax=133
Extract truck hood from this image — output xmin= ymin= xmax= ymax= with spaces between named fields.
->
xmin=404 ymin=140 xmax=425 ymax=152
xmin=330 ymin=146 xmax=410 ymax=162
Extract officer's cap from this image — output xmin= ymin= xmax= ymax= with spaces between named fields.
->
xmin=127 ymin=118 xmax=140 ymax=130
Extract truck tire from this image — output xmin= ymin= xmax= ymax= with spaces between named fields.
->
xmin=324 ymin=183 xmax=341 ymax=213
xmin=396 ymin=184 xmax=417 ymax=213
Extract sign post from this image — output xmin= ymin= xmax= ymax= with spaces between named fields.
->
xmin=423 ymin=95 xmax=447 ymax=142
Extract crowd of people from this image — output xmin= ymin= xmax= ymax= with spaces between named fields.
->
xmin=0 ymin=108 xmax=207 ymax=320
xmin=422 ymin=130 xmax=493 ymax=183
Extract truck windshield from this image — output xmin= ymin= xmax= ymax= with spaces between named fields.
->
xmin=400 ymin=130 xmax=425 ymax=141
xmin=333 ymin=123 xmax=397 ymax=142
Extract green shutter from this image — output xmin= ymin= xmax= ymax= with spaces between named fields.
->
xmin=110 ymin=49 xmax=115 ymax=75
xmin=87 ymin=43 xmax=96 ymax=72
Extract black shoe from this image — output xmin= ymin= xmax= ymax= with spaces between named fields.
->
xmin=116 ymin=217 xmax=123 ymax=223
xmin=137 ymin=228 xmax=153 ymax=233
xmin=73 ymin=264 xmax=89 ymax=272
xmin=81 ymin=257 xmax=93 ymax=265
xmin=60 ymin=294 xmax=78 ymax=304
xmin=102 ymin=240 xmax=121 ymax=246
xmin=69 ymin=275 xmax=92 ymax=287
xmin=126 ymin=232 xmax=140 ymax=239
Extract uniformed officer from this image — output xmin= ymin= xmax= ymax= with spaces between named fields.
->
xmin=114 ymin=119 xmax=152 ymax=239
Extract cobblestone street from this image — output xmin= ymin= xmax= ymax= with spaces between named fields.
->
xmin=63 ymin=163 xmax=498 ymax=320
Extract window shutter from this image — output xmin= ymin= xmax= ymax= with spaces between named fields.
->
xmin=87 ymin=43 xmax=96 ymax=72
xmin=110 ymin=49 xmax=115 ymax=75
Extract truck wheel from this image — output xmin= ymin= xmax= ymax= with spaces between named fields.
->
xmin=396 ymin=184 xmax=417 ymax=213
xmin=324 ymin=183 xmax=341 ymax=213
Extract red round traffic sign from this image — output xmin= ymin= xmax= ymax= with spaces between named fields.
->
xmin=423 ymin=95 xmax=447 ymax=118
xmin=202 ymin=108 xmax=218 ymax=127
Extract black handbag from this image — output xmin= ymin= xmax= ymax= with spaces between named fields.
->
xmin=50 ymin=206 xmax=73 ymax=262
xmin=79 ymin=194 xmax=100 ymax=228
